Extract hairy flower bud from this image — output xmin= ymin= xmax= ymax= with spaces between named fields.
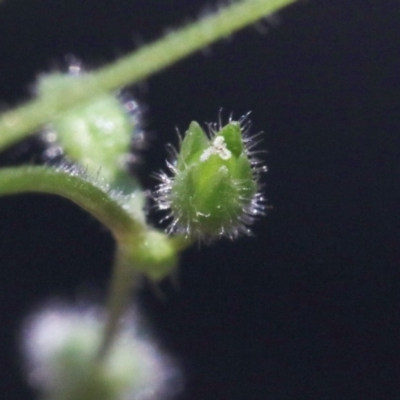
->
xmin=154 ymin=115 xmax=266 ymax=240
xmin=22 ymin=305 xmax=181 ymax=400
xmin=37 ymin=73 xmax=142 ymax=188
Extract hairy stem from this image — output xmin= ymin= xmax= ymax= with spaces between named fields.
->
xmin=0 ymin=0 xmax=296 ymax=151
xmin=0 ymin=166 xmax=139 ymax=239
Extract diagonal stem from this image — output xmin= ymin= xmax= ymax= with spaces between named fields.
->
xmin=0 ymin=0 xmax=297 ymax=151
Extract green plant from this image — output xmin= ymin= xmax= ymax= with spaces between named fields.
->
xmin=0 ymin=1 xmax=296 ymax=399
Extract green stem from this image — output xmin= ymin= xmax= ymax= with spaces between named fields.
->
xmin=0 ymin=164 xmax=192 ymax=259
xmin=97 ymin=235 xmax=192 ymax=359
xmin=97 ymin=245 xmax=139 ymax=360
xmin=0 ymin=0 xmax=296 ymax=151
xmin=0 ymin=166 xmax=139 ymax=240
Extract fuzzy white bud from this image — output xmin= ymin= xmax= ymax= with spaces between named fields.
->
xmin=22 ymin=304 xmax=181 ymax=400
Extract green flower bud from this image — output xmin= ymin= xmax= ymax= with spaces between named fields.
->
xmin=23 ymin=306 xmax=181 ymax=400
xmin=154 ymin=116 xmax=266 ymax=240
xmin=37 ymin=73 xmax=141 ymax=188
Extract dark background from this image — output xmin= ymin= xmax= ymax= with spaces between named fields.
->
xmin=1 ymin=0 xmax=400 ymax=399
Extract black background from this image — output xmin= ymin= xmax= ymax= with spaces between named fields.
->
xmin=1 ymin=0 xmax=400 ymax=399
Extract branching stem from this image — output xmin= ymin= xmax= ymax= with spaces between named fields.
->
xmin=0 ymin=166 xmax=192 ymax=358
xmin=0 ymin=0 xmax=295 ymax=376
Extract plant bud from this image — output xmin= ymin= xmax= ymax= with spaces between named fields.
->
xmin=22 ymin=305 xmax=181 ymax=400
xmin=154 ymin=116 xmax=266 ymax=240
xmin=37 ymin=73 xmax=140 ymax=188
